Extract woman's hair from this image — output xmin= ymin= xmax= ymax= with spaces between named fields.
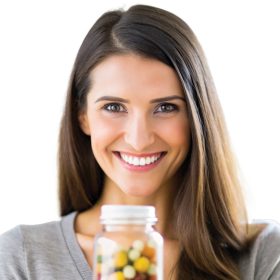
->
xmin=59 ymin=4 xmax=250 ymax=279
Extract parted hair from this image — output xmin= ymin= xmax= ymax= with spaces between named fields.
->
xmin=58 ymin=5 xmax=251 ymax=279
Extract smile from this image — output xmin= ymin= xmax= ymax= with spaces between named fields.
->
xmin=114 ymin=151 xmax=167 ymax=171
xmin=120 ymin=152 xmax=162 ymax=166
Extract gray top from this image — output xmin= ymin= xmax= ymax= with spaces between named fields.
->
xmin=0 ymin=212 xmax=279 ymax=279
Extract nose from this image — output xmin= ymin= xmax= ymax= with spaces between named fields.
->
xmin=124 ymin=112 xmax=155 ymax=151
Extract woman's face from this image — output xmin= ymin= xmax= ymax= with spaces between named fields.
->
xmin=80 ymin=54 xmax=191 ymax=197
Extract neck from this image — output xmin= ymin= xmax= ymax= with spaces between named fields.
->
xmin=81 ymin=177 xmax=178 ymax=239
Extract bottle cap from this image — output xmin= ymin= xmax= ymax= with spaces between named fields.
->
xmin=100 ymin=205 xmax=158 ymax=224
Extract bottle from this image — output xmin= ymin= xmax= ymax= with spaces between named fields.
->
xmin=93 ymin=205 xmax=164 ymax=280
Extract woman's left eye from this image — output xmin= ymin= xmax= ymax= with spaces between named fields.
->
xmin=155 ymin=103 xmax=178 ymax=113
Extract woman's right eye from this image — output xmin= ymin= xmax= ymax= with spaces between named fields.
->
xmin=102 ymin=103 xmax=127 ymax=113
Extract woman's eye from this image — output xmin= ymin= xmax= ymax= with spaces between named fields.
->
xmin=155 ymin=103 xmax=178 ymax=113
xmin=102 ymin=103 xmax=126 ymax=113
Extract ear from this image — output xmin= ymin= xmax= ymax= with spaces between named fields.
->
xmin=78 ymin=112 xmax=91 ymax=135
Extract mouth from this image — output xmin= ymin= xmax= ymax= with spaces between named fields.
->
xmin=113 ymin=151 xmax=167 ymax=170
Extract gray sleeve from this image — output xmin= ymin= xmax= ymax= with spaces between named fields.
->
xmin=269 ymin=260 xmax=280 ymax=279
xmin=239 ymin=221 xmax=280 ymax=280
xmin=0 ymin=226 xmax=28 ymax=280
xmin=256 ymin=222 xmax=280 ymax=279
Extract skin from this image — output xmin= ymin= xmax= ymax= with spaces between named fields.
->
xmin=76 ymin=53 xmax=191 ymax=278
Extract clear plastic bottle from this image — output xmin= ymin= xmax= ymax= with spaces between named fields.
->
xmin=93 ymin=205 xmax=163 ymax=280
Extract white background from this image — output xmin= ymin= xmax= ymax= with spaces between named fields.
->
xmin=0 ymin=0 xmax=279 ymax=234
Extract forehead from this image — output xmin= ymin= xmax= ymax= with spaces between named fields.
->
xmin=88 ymin=54 xmax=184 ymax=98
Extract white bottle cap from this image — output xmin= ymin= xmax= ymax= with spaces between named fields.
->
xmin=100 ymin=205 xmax=158 ymax=225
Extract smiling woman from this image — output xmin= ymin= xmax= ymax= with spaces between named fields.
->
xmin=0 ymin=4 xmax=280 ymax=280
xmin=78 ymin=54 xmax=190 ymax=198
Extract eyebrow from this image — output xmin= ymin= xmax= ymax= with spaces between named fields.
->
xmin=95 ymin=95 xmax=186 ymax=103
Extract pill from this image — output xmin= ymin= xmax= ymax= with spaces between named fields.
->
xmin=132 ymin=240 xmax=144 ymax=251
xmin=134 ymin=256 xmax=150 ymax=273
xmin=108 ymin=271 xmax=125 ymax=280
xmin=123 ymin=265 xmax=136 ymax=278
xmin=128 ymin=248 xmax=141 ymax=261
xmin=114 ymin=251 xmax=128 ymax=268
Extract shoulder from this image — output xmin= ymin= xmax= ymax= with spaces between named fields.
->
xmin=0 ymin=219 xmax=61 ymax=247
xmin=0 ymin=219 xmax=60 ymax=252
xmin=0 ymin=219 xmax=61 ymax=278
xmin=252 ymin=220 xmax=280 ymax=250
xmin=0 ymin=224 xmax=22 ymax=245
xmin=0 ymin=225 xmax=23 ymax=256
xmin=0 ymin=225 xmax=27 ymax=278
xmin=239 ymin=220 xmax=280 ymax=280
xmin=20 ymin=220 xmax=61 ymax=245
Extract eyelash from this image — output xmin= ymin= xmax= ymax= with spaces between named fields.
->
xmin=101 ymin=102 xmax=179 ymax=114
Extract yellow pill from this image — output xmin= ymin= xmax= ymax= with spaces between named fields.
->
xmin=108 ymin=271 xmax=125 ymax=280
xmin=96 ymin=263 xmax=102 ymax=274
xmin=134 ymin=256 xmax=150 ymax=273
xmin=114 ymin=251 xmax=128 ymax=268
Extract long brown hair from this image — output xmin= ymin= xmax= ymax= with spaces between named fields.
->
xmin=58 ymin=5 xmax=250 ymax=279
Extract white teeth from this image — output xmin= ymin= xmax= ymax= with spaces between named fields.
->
xmin=128 ymin=156 xmax=133 ymax=165
xmin=120 ymin=153 xmax=162 ymax=166
xmin=133 ymin=157 xmax=139 ymax=165
xmin=139 ymin=158 xmax=146 ymax=166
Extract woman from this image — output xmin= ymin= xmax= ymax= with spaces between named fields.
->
xmin=0 ymin=4 xmax=279 ymax=280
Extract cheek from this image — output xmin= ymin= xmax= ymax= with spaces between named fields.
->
xmin=89 ymin=115 xmax=123 ymax=152
xmin=158 ymin=118 xmax=190 ymax=148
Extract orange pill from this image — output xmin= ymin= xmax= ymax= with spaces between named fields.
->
xmin=142 ymin=245 xmax=155 ymax=259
